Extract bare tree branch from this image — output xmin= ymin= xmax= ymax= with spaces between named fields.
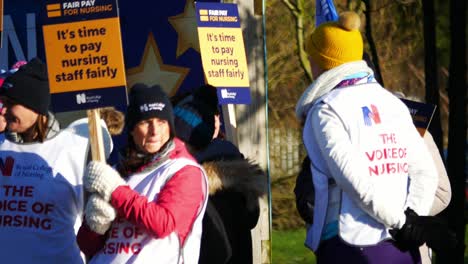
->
xmin=281 ymin=0 xmax=299 ymax=17
xmin=280 ymin=0 xmax=313 ymax=82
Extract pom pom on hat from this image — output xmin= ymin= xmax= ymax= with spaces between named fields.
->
xmin=338 ymin=11 xmax=361 ymax=31
xmin=306 ymin=11 xmax=363 ymax=70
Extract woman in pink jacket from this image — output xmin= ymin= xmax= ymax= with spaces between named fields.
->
xmin=77 ymin=84 xmax=208 ymax=264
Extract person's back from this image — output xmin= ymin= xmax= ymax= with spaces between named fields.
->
xmin=303 ymin=78 xmax=436 ymax=246
xmin=197 ymin=138 xmax=265 ymax=264
xmin=294 ymin=12 xmax=455 ymax=264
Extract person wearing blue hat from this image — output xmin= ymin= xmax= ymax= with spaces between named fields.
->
xmin=173 ymin=84 xmax=268 ymax=264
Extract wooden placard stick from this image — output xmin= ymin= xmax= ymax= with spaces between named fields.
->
xmin=221 ymin=104 xmax=239 ymax=146
xmin=87 ymin=108 xmax=106 ymax=162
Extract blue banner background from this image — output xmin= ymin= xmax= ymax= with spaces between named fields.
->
xmin=2 ymin=0 xmax=220 ymax=102
xmin=2 ymin=0 xmax=221 ymax=162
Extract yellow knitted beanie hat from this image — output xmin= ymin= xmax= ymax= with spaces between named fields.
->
xmin=306 ymin=11 xmax=363 ymax=70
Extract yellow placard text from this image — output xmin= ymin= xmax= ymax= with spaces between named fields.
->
xmin=197 ymin=27 xmax=249 ymax=87
xmin=42 ymin=17 xmax=126 ymax=93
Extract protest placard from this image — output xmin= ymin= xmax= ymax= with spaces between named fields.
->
xmin=42 ymin=0 xmax=127 ymax=161
xmin=401 ymin=98 xmax=437 ymax=137
xmin=42 ymin=0 xmax=127 ymax=113
xmin=196 ymin=2 xmax=250 ymax=105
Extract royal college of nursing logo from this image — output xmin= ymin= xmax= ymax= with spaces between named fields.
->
xmin=0 ymin=157 xmax=15 ymax=177
xmin=220 ymin=89 xmax=236 ymax=99
xmin=362 ymin=104 xmax=381 ymax=126
xmin=76 ymin=93 xmax=87 ymax=104
xmin=76 ymin=93 xmax=102 ymax=105
xmin=140 ymin=102 xmax=165 ymax=113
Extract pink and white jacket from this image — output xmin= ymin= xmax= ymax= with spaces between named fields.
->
xmin=77 ymin=138 xmax=208 ymax=264
xmin=296 ymin=61 xmax=438 ymax=250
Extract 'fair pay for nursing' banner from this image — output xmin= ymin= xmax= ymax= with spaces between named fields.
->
xmin=195 ymin=2 xmax=251 ymax=104
xmin=41 ymin=0 xmax=127 ymax=112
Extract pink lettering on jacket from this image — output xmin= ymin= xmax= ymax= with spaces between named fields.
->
xmin=365 ymin=133 xmax=408 ymax=176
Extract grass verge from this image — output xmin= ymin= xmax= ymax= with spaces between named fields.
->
xmin=272 ymin=229 xmax=316 ymax=264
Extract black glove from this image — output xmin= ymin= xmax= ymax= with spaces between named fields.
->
xmin=390 ymin=208 xmax=457 ymax=253
xmin=389 ymin=208 xmax=425 ymax=251
xmin=411 ymin=213 xmax=457 ymax=253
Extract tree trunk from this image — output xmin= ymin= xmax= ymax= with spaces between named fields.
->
xmin=281 ymin=0 xmax=313 ymax=82
xmin=422 ymin=0 xmax=444 ymax=157
xmin=362 ymin=0 xmax=384 ymax=86
xmin=436 ymin=0 xmax=467 ymax=262
xmin=295 ymin=0 xmax=313 ymax=82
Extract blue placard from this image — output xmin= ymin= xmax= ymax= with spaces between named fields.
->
xmin=195 ymin=2 xmax=241 ymax=28
xmin=400 ymin=98 xmax=437 ymax=136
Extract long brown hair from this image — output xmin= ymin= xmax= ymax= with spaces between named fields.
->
xmin=1 ymin=95 xmax=49 ymax=143
xmin=21 ymin=114 xmax=48 ymax=143
xmin=117 ymin=133 xmax=174 ymax=178
xmin=117 ymin=135 xmax=147 ymax=177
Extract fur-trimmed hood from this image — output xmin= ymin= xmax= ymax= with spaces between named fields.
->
xmin=202 ymin=158 xmax=268 ymax=209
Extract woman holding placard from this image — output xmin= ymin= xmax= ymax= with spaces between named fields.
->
xmin=0 ymin=58 xmax=117 ymax=263
xmin=77 ymin=83 xmax=208 ymax=264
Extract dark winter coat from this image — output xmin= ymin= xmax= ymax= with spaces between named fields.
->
xmin=294 ymin=156 xmax=314 ymax=225
xmin=197 ymin=139 xmax=267 ymax=264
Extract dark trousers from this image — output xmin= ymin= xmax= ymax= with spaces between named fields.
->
xmin=316 ymin=236 xmax=421 ymax=264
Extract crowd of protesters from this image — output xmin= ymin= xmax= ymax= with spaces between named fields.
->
xmin=0 ymin=9 xmax=456 ymax=264
xmin=0 ymin=58 xmax=266 ymax=263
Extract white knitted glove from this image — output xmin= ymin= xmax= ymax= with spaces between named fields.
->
xmin=85 ymin=194 xmax=117 ymax=235
xmin=84 ymin=161 xmax=126 ymax=201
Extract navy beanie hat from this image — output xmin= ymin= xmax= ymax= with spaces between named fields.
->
xmin=173 ymin=84 xmax=219 ymax=150
xmin=0 ymin=58 xmax=50 ymax=115
xmin=126 ymin=83 xmax=175 ymax=136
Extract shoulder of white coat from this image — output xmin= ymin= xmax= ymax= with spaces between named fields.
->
xmin=65 ymin=118 xmax=113 ymax=158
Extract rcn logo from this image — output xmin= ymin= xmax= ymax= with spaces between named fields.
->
xmin=221 ymin=89 xmax=236 ymax=99
xmin=76 ymin=93 xmax=86 ymax=104
xmin=0 ymin=156 xmax=14 ymax=176
xmin=362 ymin=104 xmax=381 ymax=126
